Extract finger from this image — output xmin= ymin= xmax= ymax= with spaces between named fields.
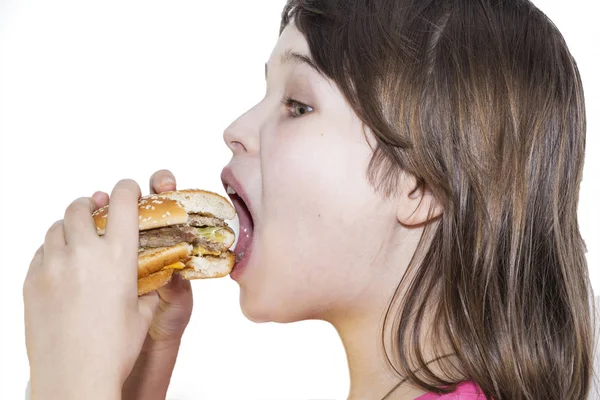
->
xmin=33 ymin=244 xmax=44 ymax=258
xmin=92 ymin=191 xmax=109 ymax=210
xmin=44 ymin=220 xmax=66 ymax=249
xmin=63 ymin=197 xmax=97 ymax=246
xmin=27 ymin=245 xmax=44 ymax=271
xmin=104 ymin=179 xmax=141 ymax=248
xmin=24 ymin=245 xmax=44 ymax=291
xmin=156 ymin=273 xmax=193 ymax=305
xmin=137 ymin=291 xmax=160 ymax=330
xmin=149 ymin=169 xmax=176 ymax=195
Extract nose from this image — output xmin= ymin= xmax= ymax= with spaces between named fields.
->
xmin=223 ymin=105 xmax=261 ymax=156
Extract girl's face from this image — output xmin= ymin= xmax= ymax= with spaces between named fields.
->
xmin=223 ymin=22 xmax=406 ymax=323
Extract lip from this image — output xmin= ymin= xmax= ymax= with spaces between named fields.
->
xmin=221 ymin=166 xmax=255 ymax=280
xmin=220 ymin=167 xmax=255 ymax=219
xmin=229 ymin=235 xmax=253 ymax=281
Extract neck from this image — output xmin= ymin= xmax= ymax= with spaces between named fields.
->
xmin=325 ymin=256 xmax=428 ymax=400
xmin=324 ymin=224 xmax=447 ymax=399
xmin=331 ymin=309 xmax=429 ymax=400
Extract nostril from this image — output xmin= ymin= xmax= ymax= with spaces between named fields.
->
xmin=230 ymin=140 xmax=247 ymax=152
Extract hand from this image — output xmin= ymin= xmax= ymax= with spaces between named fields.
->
xmin=111 ymin=170 xmax=194 ymax=400
xmin=23 ymin=179 xmax=159 ymax=400
xmin=93 ymin=170 xmax=194 ymax=350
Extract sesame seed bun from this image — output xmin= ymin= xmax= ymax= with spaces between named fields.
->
xmin=92 ymin=189 xmax=236 ymax=236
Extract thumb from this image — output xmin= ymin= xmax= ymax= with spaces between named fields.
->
xmin=137 ymin=291 xmax=160 ymax=329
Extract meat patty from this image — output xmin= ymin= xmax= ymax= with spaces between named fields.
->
xmin=138 ymin=224 xmax=228 ymax=252
xmin=187 ymin=213 xmax=225 ymax=228
xmin=139 ymin=225 xmax=198 ymax=248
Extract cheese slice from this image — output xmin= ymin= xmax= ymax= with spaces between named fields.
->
xmin=162 ymin=261 xmax=186 ymax=270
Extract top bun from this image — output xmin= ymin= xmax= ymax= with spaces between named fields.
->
xmin=92 ymin=189 xmax=235 ymax=235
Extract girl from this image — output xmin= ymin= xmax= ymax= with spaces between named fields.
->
xmin=23 ymin=0 xmax=596 ymax=399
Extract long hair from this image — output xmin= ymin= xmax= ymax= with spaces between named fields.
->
xmin=280 ymin=1 xmax=595 ymax=398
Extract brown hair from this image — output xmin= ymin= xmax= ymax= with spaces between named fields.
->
xmin=280 ymin=0 xmax=595 ymax=398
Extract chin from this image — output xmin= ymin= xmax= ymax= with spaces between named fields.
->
xmin=239 ymin=298 xmax=271 ymax=323
xmin=238 ymin=288 xmax=312 ymax=324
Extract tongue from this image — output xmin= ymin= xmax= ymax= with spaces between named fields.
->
xmin=230 ymin=194 xmax=253 ymax=260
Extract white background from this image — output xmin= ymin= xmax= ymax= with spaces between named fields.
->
xmin=0 ymin=1 xmax=598 ymax=399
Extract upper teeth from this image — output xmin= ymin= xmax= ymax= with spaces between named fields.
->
xmin=227 ymin=185 xmax=237 ymax=195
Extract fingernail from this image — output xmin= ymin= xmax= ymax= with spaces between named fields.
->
xmin=162 ymin=177 xmax=175 ymax=187
xmin=91 ymin=191 xmax=103 ymax=203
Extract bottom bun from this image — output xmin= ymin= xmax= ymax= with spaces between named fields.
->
xmin=178 ymin=252 xmax=235 ymax=280
xmin=138 ymin=268 xmax=174 ymax=296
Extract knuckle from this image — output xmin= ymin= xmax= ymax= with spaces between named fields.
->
xmin=23 ymin=269 xmax=37 ymax=297
xmin=45 ymin=220 xmax=64 ymax=237
xmin=65 ymin=247 xmax=97 ymax=280
xmin=47 ymin=219 xmax=62 ymax=231
xmin=29 ymin=247 xmax=43 ymax=268
xmin=114 ymin=179 xmax=141 ymax=198
xmin=33 ymin=244 xmax=44 ymax=258
xmin=69 ymin=243 xmax=90 ymax=259
xmin=68 ymin=240 xmax=102 ymax=265
xmin=23 ymin=269 xmax=45 ymax=298
xmin=29 ymin=254 xmax=65 ymax=291
xmin=117 ymin=178 xmax=139 ymax=189
xmin=66 ymin=197 xmax=91 ymax=214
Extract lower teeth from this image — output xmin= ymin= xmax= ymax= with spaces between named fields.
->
xmin=236 ymin=252 xmax=245 ymax=262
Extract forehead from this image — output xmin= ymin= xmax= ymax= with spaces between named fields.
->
xmin=268 ymin=22 xmax=310 ymax=64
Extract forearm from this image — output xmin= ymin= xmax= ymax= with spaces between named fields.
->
xmin=29 ymin=370 xmax=121 ymax=400
xmin=122 ymin=340 xmax=181 ymax=400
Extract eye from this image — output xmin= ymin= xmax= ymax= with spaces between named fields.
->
xmin=282 ymin=96 xmax=314 ymax=118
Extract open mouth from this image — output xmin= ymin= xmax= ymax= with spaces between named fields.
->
xmin=225 ymin=185 xmax=254 ymax=264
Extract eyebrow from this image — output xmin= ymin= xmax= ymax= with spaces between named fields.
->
xmin=265 ymin=49 xmax=323 ymax=79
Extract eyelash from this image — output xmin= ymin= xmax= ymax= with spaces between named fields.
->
xmin=281 ymin=96 xmax=314 ymax=118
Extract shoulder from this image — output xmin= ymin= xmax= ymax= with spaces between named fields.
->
xmin=414 ymin=381 xmax=487 ymax=400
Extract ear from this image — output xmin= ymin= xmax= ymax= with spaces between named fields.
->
xmin=396 ymin=175 xmax=443 ymax=227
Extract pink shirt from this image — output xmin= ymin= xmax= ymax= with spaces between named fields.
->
xmin=414 ymin=381 xmax=487 ymax=399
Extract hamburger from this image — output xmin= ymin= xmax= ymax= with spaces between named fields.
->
xmin=91 ymin=189 xmax=236 ymax=295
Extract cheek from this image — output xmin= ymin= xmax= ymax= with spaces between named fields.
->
xmin=264 ymin=131 xmax=367 ymax=254
xmin=251 ymin=129 xmax=383 ymax=315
